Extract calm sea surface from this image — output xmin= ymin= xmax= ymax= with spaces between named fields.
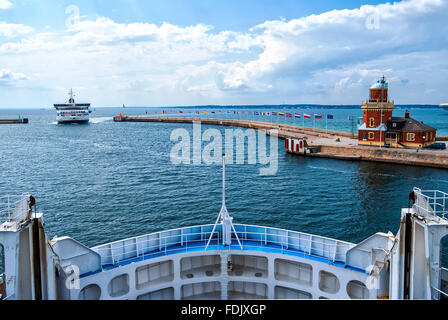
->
xmin=1 ymin=106 xmax=448 ymax=267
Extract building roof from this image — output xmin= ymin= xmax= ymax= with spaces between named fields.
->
xmin=387 ymin=117 xmax=436 ymax=132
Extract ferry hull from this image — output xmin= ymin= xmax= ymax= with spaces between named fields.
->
xmin=57 ymin=119 xmax=89 ymax=124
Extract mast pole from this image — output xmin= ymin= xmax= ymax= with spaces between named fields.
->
xmin=206 ymin=154 xmax=243 ymax=251
xmin=222 ymin=154 xmax=226 ymax=209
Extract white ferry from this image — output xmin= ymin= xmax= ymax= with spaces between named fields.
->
xmin=0 ymin=157 xmax=447 ymax=300
xmin=441 ymin=103 xmax=448 ymax=112
xmin=54 ymin=89 xmax=91 ymax=124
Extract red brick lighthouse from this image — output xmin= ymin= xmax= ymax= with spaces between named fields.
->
xmin=358 ymin=76 xmax=394 ymax=146
xmin=358 ymin=76 xmax=436 ymax=148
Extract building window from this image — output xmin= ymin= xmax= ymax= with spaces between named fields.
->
xmin=407 ymin=133 xmax=415 ymax=141
xmin=369 ymin=118 xmax=375 ymax=127
xmin=368 ymin=132 xmax=374 ymax=140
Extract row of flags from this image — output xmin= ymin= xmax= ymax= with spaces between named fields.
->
xmin=158 ymin=109 xmax=335 ymax=120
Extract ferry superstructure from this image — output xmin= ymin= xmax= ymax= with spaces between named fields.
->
xmin=54 ymin=89 xmax=91 ymax=124
xmin=0 ymin=158 xmax=447 ymax=300
xmin=441 ymin=103 xmax=448 ymax=112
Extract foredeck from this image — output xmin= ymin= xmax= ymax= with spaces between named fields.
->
xmin=89 ymin=224 xmax=368 ymax=278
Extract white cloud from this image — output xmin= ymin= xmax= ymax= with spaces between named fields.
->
xmin=0 ymin=22 xmax=34 ymax=37
xmin=0 ymin=69 xmax=28 ymax=85
xmin=0 ymin=0 xmax=447 ymax=107
xmin=0 ymin=0 xmax=12 ymax=10
xmin=217 ymin=0 xmax=447 ymax=97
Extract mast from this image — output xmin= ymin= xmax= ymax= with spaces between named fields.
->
xmin=68 ymin=89 xmax=75 ymax=104
xmin=222 ymin=153 xmax=226 ymax=208
xmin=206 ymin=154 xmax=243 ymax=250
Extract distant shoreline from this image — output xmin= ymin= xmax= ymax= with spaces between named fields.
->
xmin=0 ymin=104 xmax=442 ymax=110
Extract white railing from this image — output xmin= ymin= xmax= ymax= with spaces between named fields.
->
xmin=413 ymin=188 xmax=448 ymax=220
xmin=0 ymin=194 xmax=31 ymax=225
xmin=431 ymin=286 xmax=448 ymax=300
xmin=98 ymin=230 xmax=220 ymax=266
xmin=0 ymin=273 xmax=4 ymax=300
xmin=92 ymin=224 xmax=360 ymax=272
xmin=430 ymin=267 xmax=448 ymax=300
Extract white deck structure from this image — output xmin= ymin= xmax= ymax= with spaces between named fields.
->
xmin=1 ymin=160 xmax=448 ymax=300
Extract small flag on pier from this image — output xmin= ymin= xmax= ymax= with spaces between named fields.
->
xmin=279 ymin=112 xmax=285 ymax=116
xmin=327 ymin=114 xmax=334 ymax=119
xmin=304 ymin=114 xmax=311 ymax=119
xmin=294 ymin=113 xmax=301 ymax=118
xmin=315 ymin=114 xmax=323 ymax=119
xmin=286 ymin=113 xmax=292 ymax=118
xmin=272 ymin=112 xmax=278 ymax=116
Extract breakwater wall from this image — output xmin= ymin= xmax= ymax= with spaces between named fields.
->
xmin=113 ymin=116 xmax=353 ymax=139
xmin=307 ymin=144 xmax=448 ymax=169
xmin=114 ymin=116 xmax=448 ymax=169
xmin=0 ymin=118 xmax=28 ymax=124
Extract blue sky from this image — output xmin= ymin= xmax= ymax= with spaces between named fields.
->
xmin=0 ymin=0 xmax=447 ymax=107
xmin=2 ymin=0 xmax=391 ymax=32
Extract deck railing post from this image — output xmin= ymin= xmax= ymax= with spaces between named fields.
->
xmin=443 ymin=194 xmax=446 ymax=219
xmin=434 ymin=191 xmax=437 ymax=216
xmin=7 ymin=195 xmax=10 ymax=221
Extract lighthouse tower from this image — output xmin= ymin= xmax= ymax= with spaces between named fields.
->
xmin=358 ymin=76 xmax=394 ymax=146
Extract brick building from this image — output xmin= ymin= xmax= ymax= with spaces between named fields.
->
xmin=358 ymin=77 xmax=436 ymax=148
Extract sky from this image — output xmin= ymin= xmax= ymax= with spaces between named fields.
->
xmin=0 ymin=0 xmax=447 ymax=108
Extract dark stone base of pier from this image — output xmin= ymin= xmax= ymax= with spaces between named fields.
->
xmin=0 ymin=118 xmax=28 ymax=124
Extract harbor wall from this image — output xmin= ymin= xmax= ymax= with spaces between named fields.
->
xmin=113 ymin=116 xmax=354 ymax=138
xmin=0 ymin=118 xmax=28 ymax=124
xmin=114 ymin=116 xmax=448 ymax=169
xmin=310 ymin=144 xmax=448 ymax=168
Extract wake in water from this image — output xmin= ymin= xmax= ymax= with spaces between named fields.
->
xmin=90 ymin=117 xmax=113 ymax=124
xmin=49 ymin=117 xmax=112 ymax=125
xmin=307 ymin=165 xmax=353 ymax=175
